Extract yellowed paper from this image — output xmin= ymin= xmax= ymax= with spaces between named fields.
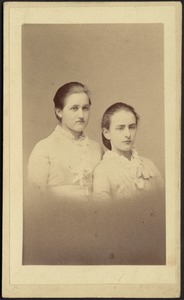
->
xmin=3 ymin=1 xmax=181 ymax=298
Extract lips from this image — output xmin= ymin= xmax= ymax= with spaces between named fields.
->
xmin=76 ymin=120 xmax=85 ymax=123
xmin=123 ymin=140 xmax=132 ymax=143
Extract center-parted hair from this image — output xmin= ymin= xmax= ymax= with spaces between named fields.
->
xmin=53 ymin=82 xmax=91 ymax=121
xmin=101 ymin=102 xmax=140 ymax=150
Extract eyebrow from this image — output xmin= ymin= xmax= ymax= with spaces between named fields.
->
xmin=115 ymin=123 xmax=136 ymax=127
xmin=70 ymin=104 xmax=90 ymax=107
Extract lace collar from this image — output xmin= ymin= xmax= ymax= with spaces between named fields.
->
xmin=103 ymin=147 xmax=139 ymax=163
xmin=55 ymin=125 xmax=88 ymax=143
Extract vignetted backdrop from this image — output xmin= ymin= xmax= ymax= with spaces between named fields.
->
xmin=22 ymin=24 xmax=165 ymax=265
xmin=22 ymin=24 xmax=164 ymax=178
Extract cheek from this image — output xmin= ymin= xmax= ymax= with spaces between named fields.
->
xmin=111 ymin=132 xmax=121 ymax=143
xmin=85 ymin=111 xmax=90 ymax=119
xmin=132 ymin=130 xmax=137 ymax=139
xmin=62 ymin=112 xmax=73 ymax=122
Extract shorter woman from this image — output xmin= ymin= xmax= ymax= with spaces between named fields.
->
xmin=93 ymin=102 xmax=164 ymax=201
xmin=92 ymin=102 xmax=165 ymax=265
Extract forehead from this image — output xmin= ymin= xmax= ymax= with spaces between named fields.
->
xmin=110 ymin=110 xmax=136 ymax=125
xmin=64 ymin=92 xmax=89 ymax=107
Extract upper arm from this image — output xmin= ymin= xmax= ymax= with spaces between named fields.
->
xmin=28 ymin=141 xmax=50 ymax=190
xmin=93 ymin=164 xmax=111 ymax=200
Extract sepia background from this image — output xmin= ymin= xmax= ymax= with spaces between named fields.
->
xmin=22 ymin=24 xmax=165 ymax=265
xmin=22 ymin=24 xmax=165 ymax=178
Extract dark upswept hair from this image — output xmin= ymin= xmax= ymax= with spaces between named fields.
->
xmin=101 ymin=102 xmax=140 ymax=150
xmin=53 ymin=82 xmax=91 ymax=121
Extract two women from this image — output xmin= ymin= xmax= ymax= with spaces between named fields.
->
xmin=28 ymin=84 xmax=163 ymax=202
xmin=26 ymin=82 xmax=165 ymax=265
xmin=28 ymin=82 xmax=163 ymax=199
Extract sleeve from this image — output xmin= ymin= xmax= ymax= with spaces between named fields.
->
xmin=91 ymin=140 xmax=104 ymax=163
xmin=93 ymin=164 xmax=111 ymax=201
xmin=144 ymin=158 xmax=164 ymax=190
xmin=27 ymin=140 xmax=50 ymax=191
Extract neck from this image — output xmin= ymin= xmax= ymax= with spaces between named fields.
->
xmin=111 ymin=147 xmax=132 ymax=160
xmin=121 ymin=151 xmax=132 ymax=160
xmin=60 ymin=124 xmax=82 ymax=140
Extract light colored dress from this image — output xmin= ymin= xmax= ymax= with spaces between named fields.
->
xmin=28 ymin=125 xmax=102 ymax=200
xmin=93 ymin=148 xmax=164 ymax=201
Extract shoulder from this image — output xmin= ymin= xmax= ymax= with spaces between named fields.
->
xmin=33 ymin=137 xmax=50 ymax=151
xmin=140 ymin=156 xmax=163 ymax=178
xmin=88 ymin=138 xmax=103 ymax=155
xmin=93 ymin=152 xmax=111 ymax=176
xmin=30 ymin=131 xmax=55 ymax=157
xmin=141 ymin=156 xmax=158 ymax=169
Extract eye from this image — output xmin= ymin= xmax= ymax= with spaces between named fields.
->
xmin=71 ymin=106 xmax=78 ymax=111
xmin=129 ymin=124 xmax=136 ymax=130
xmin=83 ymin=106 xmax=90 ymax=111
xmin=115 ymin=126 xmax=125 ymax=131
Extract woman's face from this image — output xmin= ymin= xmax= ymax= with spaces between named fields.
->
xmin=103 ymin=110 xmax=137 ymax=156
xmin=56 ymin=92 xmax=90 ymax=135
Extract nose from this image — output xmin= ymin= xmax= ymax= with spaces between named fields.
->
xmin=78 ymin=108 xmax=84 ymax=119
xmin=124 ymin=127 xmax=131 ymax=138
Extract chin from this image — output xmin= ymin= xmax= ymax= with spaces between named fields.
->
xmin=74 ymin=126 xmax=86 ymax=132
xmin=76 ymin=124 xmax=87 ymax=131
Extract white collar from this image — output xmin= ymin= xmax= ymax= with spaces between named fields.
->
xmin=103 ymin=147 xmax=139 ymax=162
xmin=55 ymin=125 xmax=88 ymax=142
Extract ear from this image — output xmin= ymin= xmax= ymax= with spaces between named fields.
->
xmin=55 ymin=108 xmax=63 ymax=119
xmin=102 ymin=128 xmax=110 ymax=140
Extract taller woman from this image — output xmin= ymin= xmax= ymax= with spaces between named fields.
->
xmin=24 ymin=82 xmax=103 ymax=264
xmin=28 ymin=82 xmax=102 ymax=200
